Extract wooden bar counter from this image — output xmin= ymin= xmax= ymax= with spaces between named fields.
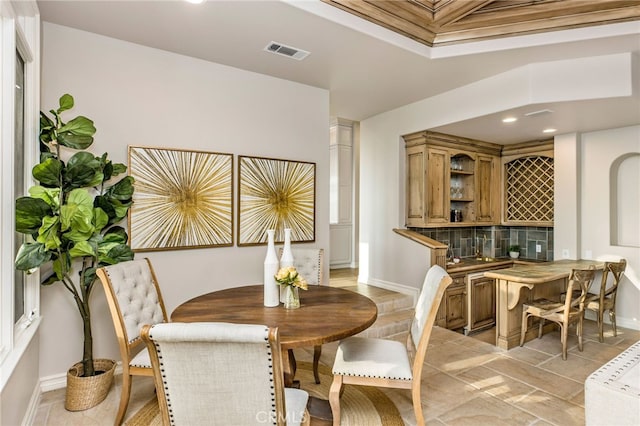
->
xmin=484 ymin=259 xmax=604 ymax=350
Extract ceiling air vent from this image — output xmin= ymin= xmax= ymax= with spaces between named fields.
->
xmin=264 ymin=41 xmax=310 ymax=61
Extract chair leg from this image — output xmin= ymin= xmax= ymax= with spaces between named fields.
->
xmin=610 ymin=310 xmax=617 ymax=337
xmin=115 ymin=373 xmax=132 ymax=426
xmin=329 ymin=375 xmax=343 ymax=426
xmin=538 ymin=318 xmax=545 ymax=339
xmin=412 ymin=382 xmax=425 ymax=426
xmin=577 ymin=317 xmax=584 ymax=352
xmin=288 ymin=349 xmax=297 ymax=373
xmin=597 ymin=309 xmax=605 ymax=343
xmin=560 ymin=324 xmax=568 ymax=361
xmin=520 ymin=311 xmax=528 ymax=347
xmin=301 ymin=409 xmax=311 ymax=426
xmin=313 ymin=345 xmax=322 ymax=384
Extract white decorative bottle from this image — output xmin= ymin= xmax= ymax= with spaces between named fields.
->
xmin=280 ymin=228 xmax=294 ymax=267
xmin=279 ymin=228 xmax=294 ymax=303
xmin=263 ymin=229 xmax=280 ymax=307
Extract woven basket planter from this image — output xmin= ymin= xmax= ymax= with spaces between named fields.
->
xmin=65 ymin=358 xmax=116 ymax=411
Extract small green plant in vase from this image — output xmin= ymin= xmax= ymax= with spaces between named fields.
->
xmin=508 ymin=245 xmax=521 ymax=259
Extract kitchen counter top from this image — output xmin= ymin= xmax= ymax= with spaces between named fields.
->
xmin=488 ymin=258 xmax=605 ymax=350
xmin=484 ymin=259 xmax=604 ymax=284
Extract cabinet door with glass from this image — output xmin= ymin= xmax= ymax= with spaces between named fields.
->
xmin=449 ymin=151 xmax=476 ymax=224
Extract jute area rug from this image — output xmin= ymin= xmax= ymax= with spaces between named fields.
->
xmin=126 ymin=361 xmax=403 ymax=425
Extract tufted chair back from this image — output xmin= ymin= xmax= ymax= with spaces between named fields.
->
xmin=279 ymin=247 xmax=324 ymax=286
xmin=96 ymin=258 xmax=168 ymax=425
xmin=100 ymin=258 xmax=167 ymax=344
xmin=141 ymin=322 xmax=309 ymax=426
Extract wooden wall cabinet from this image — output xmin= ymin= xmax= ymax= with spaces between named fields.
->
xmin=501 ymin=141 xmax=555 ymax=227
xmin=404 ymin=131 xmax=501 ymax=227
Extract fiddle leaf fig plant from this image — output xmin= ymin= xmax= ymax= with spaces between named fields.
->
xmin=15 ymin=94 xmax=135 ymax=376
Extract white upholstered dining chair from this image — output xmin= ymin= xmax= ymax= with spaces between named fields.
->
xmin=96 ymin=258 xmax=168 ymax=425
xmin=329 ymin=264 xmax=452 ymax=426
xmin=141 ymin=322 xmax=310 ymax=426
xmin=279 ymin=247 xmax=324 ymax=384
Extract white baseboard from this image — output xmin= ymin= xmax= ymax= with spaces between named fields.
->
xmin=364 ymin=277 xmax=419 ymax=304
xmin=21 ymin=381 xmax=41 ymax=426
xmin=40 ymin=362 xmax=123 ymax=393
xmin=585 ymin=310 xmax=639 ymax=331
xmin=330 ymin=263 xmax=353 ymax=269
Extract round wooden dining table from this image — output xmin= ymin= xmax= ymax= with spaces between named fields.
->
xmin=171 ymin=284 xmax=378 ymax=386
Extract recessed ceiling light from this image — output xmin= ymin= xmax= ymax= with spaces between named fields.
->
xmin=543 ymin=128 xmax=557 ymax=133
xmin=502 ymin=117 xmax=517 ymax=123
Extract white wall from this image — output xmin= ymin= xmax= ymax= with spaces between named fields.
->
xmin=359 ymin=53 xmax=639 ymax=328
xmin=40 ymin=23 xmax=329 ymax=379
xmin=577 ymin=126 xmax=639 ymax=329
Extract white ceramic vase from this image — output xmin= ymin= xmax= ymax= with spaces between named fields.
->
xmin=279 ymin=228 xmax=294 ymax=303
xmin=280 ymin=228 xmax=294 ymax=267
xmin=263 ymin=229 xmax=280 ymax=307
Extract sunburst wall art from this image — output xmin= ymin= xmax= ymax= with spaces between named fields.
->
xmin=238 ymin=156 xmax=315 ymax=246
xmin=128 ymin=146 xmax=233 ymax=251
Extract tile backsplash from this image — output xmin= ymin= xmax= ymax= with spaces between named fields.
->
xmin=409 ymin=226 xmax=554 ymax=261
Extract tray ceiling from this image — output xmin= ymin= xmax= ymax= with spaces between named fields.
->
xmin=321 ymin=0 xmax=640 ymax=46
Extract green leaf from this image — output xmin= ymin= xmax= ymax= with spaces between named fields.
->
xmin=58 ymin=116 xmax=96 ymax=136
xmin=107 ymin=176 xmax=135 ymax=200
xmin=103 ymin=226 xmax=128 ymax=243
xmin=67 ymin=188 xmax=94 ymax=209
xmin=15 ymin=242 xmax=51 ymax=271
xmin=65 ymin=152 xmax=103 ymax=188
xmin=63 ymin=226 xmax=94 ymax=244
xmin=58 ymin=94 xmax=74 ymax=112
xmin=103 ymin=160 xmax=113 ymax=182
xmin=111 ymin=163 xmax=127 ymax=177
xmin=57 ymin=132 xmax=94 ymax=150
xmin=61 ymin=210 xmax=94 ymax=239
xmin=32 ymin=157 xmax=62 ymax=187
xmin=51 ymin=257 xmax=68 ymax=281
xmin=112 ymin=202 xmax=132 ymax=222
xmin=37 ymin=216 xmax=62 ymax=250
xmin=15 ymin=197 xmax=52 ymax=234
xmin=39 ymin=112 xmax=55 ymax=145
xmin=93 ymin=207 xmax=109 ymax=232
xmin=29 ymin=186 xmax=60 ymax=209
xmin=57 ymin=115 xmax=96 ymax=150
xmin=82 ymin=267 xmax=97 ymax=288
xmin=69 ymin=241 xmax=96 ymax=258
xmin=99 ymin=243 xmax=134 ymax=265
xmin=93 ymin=195 xmax=116 ymax=220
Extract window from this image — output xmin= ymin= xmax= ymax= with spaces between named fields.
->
xmin=0 ymin=0 xmax=40 ymax=389
xmin=14 ymin=50 xmax=25 ymax=323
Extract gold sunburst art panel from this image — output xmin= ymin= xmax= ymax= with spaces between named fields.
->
xmin=128 ymin=146 xmax=233 ymax=251
xmin=238 ymin=156 xmax=315 ymax=246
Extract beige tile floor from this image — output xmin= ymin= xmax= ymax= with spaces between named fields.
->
xmin=34 ymin=269 xmax=640 ymax=425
